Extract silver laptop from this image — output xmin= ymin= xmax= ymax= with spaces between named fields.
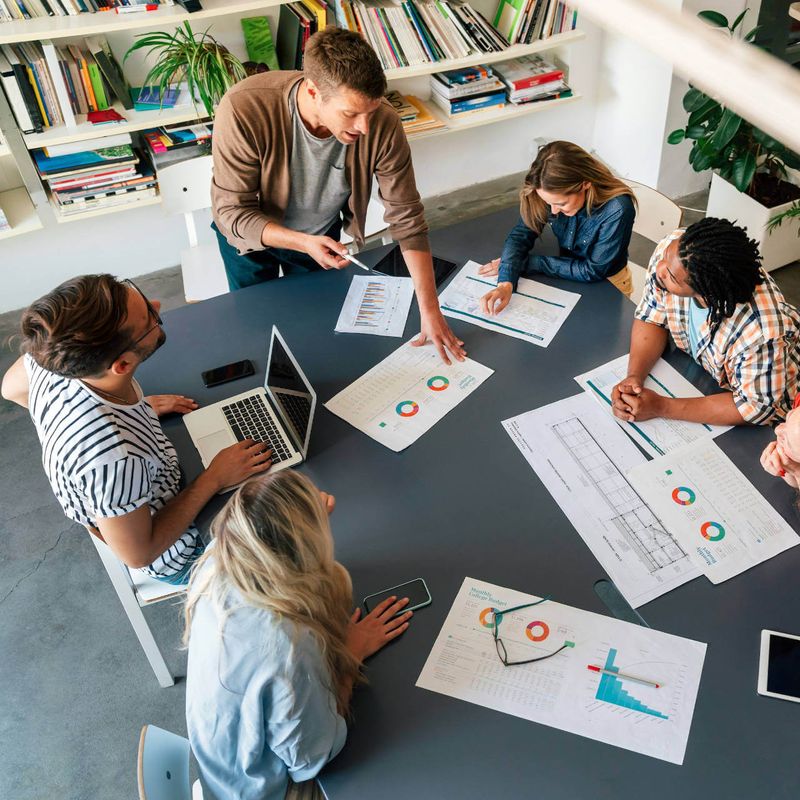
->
xmin=184 ymin=327 xmax=316 ymax=485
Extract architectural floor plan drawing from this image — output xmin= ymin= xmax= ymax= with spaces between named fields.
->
xmin=503 ymin=393 xmax=700 ymax=607
xmin=551 ymin=416 xmax=689 ymax=574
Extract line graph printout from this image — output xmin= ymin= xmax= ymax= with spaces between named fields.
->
xmin=334 ymin=274 xmax=414 ymax=337
xmin=574 ymin=354 xmax=732 ymax=457
xmin=438 ymin=260 xmax=581 ymax=347
xmin=629 ymin=439 xmax=799 ymax=583
xmin=502 ymin=393 xmax=700 ymax=607
xmin=324 ymin=340 xmax=493 ymax=452
xmin=416 ymin=578 xmax=706 ymax=764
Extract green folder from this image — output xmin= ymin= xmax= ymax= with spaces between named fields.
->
xmin=493 ymin=0 xmax=526 ymax=41
xmin=87 ymin=61 xmax=109 ymax=110
xmin=241 ymin=16 xmax=280 ymax=72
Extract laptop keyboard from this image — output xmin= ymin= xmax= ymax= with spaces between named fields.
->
xmin=221 ymin=395 xmax=293 ymax=464
xmin=275 ymin=392 xmax=312 ymax=440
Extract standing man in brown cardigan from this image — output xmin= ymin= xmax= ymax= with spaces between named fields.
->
xmin=211 ymin=28 xmax=466 ymax=364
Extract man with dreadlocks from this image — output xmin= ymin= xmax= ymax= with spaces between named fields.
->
xmin=611 ymin=217 xmax=800 ymax=427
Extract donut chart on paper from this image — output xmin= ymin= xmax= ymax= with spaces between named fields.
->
xmin=479 ymin=607 xmax=497 ymax=629
xmin=700 ymin=521 xmax=725 ymax=541
xmin=526 ymin=620 xmax=550 ymax=642
xmin=427 ymin=375 xmax=450 ymax=391
xmin=395 ymin=401 xmax=419 ymax=417
xmin=671 ymin=486 xmax=696 ymax=506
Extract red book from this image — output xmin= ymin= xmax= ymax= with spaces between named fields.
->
xmin=87 ymin=108 xmax=125 ymax=124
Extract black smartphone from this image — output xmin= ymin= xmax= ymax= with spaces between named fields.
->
xmin=372 ymin=245 xmax=457 ymax=288
xmin=201 ymin=359 xmax=255 ymax=388
xmin=363 ymin=578 xmax=432 ymax=616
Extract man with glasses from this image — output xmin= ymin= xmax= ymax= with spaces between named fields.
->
xmin=1 ymin=275 xmax=271 ymax=584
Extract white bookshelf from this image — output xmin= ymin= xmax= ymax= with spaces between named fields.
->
xmin=385 ymin=30 xmax=585 ymax=81
xmin=0 ymin=140 xmax=10 ymax=158
xmin=0 ymin=185 xmax=43 ymax=239
xmin=22 ymin=100 xmax=206 ymax=149
xmin=0 ymin=0 xmax=289 ymax=46
xmin=407 ymin=92 xmax=582 ymax=142
xmin=50 ymin=191 xmax=161 ymax=223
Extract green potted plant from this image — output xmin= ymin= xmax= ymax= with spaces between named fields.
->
xmin=124 ymin=21 xmax=247 ymax=119
xmin=667 ymin=8 xmax=800 ymax=271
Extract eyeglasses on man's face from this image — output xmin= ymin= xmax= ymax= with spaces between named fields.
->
xmin=108 ymin=279 xmax=163 ymax=368
xmin=488 ymin=596 xmax=575 ymax=667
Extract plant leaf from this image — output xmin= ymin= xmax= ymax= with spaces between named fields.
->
xmin=688 ymin=98 xmax=721 ymax=127
xmin=667 ymin=129 xmax=686 ymax=145
xmin=698 ymin=10 xmax=729 ymax=27
xmin=730 ymin=8 xmax=748 ymax=33
xmin=709 ymin=108 xmax=742 ymax=150
xmin=682 ymin=87 xmax=707 ymax=112
xmin=744 ymin=25 xmax=761 ymax=42
xmin=731 ymin=152 xmax=757 ymax=193
xmin=685 ymin=124 xmax=707 ymax=139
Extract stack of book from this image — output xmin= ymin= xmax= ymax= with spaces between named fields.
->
xmin=32 ymin=136 xmax=157 ymax=219
xmin=429 ymin=65 xmax=506 ymax=118
xmin=492 ymin=0 xmax=578 ymax=44
xmin=0 ymin=37 xmax=132 ymax=134
xmin=493 ymin=54 xmax=571 ymax=104
xmin=0 ymin=1 xmax=172 ymax=20
xmin=143 ymin=122 xmax=213 ymax=170
xmin=335 ymin=0 xmax=510 ymax=70
xmin=401 ymin=96 xmax=446 ymax=135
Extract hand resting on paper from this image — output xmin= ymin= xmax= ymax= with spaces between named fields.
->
xmin=477 ymin=258 xmax=501 ymax=277
xmin=761 ymin=441 xmax=800 ymax=488
xmin=480 ymin=282 xmax=513 ymax=317
xmin=612 ymin=385 xmax=667 ymax=423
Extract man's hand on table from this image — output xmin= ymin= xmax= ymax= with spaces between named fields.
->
xmin=612 ymin=381 xmax=668 ymax=423
xmin=413 ymin=308 xmax=466 ymax=365
xmin=146 ymin=394 xmax=199 ymax=417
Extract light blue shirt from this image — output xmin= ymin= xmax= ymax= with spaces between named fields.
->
xmin=687 ymin=299 xmax=710 ymax=360
xmin=186 ymin=564 xmax=348 ymax=800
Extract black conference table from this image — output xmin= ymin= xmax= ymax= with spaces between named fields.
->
xmin=139 ymin=207 xmax=800 ymax=799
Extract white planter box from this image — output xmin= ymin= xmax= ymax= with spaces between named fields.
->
xmin=706 ymin=172 xmax=800 ymax=272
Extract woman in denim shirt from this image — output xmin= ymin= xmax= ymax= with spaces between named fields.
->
xmin=480 ymin=141 xmax=637 ymax=315
xmin=185 ymin=470 xmax=413 ymax=800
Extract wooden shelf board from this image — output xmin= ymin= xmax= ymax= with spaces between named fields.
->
xmin=0 ymin=186 xmax=43 ymax=239
xmin=0 ymin=0 xmax=288 ymax=45
xmin=385 ymin=30 xmax=585 ymax=81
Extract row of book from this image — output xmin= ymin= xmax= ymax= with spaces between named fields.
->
xmin=428 ymin=55 xmax=570 ymax=118
xmin=493 ymin=0 xmax=577 ymax=45
xmin=0 ymin=0 xmax=172 ymax=21
xmin=32 ymin=135 xmax=157 ymax=218
xmin=0 ymin=37 xmax=133 ymax=134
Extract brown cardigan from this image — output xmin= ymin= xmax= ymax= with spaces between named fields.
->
xmin=211 ymin=71 xmax=430 ymax=255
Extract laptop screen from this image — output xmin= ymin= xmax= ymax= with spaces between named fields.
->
xmin=265 ymin=328 xmax=315 ymax=456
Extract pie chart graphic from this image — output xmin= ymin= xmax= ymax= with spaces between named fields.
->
xmin=700 ymin=521 xmax=725 ymax=541
xmin=671 ymin=486 xmax=696 ymax=506
xmin=526 ymin=620 xmax=550 ymax=642
xmin=479 ymin=607 xmax=497 ymax=629
xmin=395 ymin=401 xmax=419 ymax=417
xmin=427 ymin=376 xmax=450 ymax=391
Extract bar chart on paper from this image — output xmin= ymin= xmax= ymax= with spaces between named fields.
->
xmin=335 ymin=275 xmax=414 ymax=337
xmin=593 ymin=648 xmax=669 ymax=719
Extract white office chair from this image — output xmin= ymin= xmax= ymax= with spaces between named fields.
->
xmin=158 ymin=155 xmax=229 ymax=304
xmin=138 ymin=724 xmax=203 ymax=800
xmin=624 ymin=180 xmax=683 ymax=303
xmin=89 ymin=534 xmax=186 ymax=688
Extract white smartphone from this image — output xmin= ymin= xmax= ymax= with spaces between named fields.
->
xmin=757 ymin=629 xmax=800 ymax=703
xmin=363 ymin=578 xmax=431 ymax=617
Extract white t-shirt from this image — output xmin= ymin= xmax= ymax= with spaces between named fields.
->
xmin=24 ymin=354 xmax=201 ymax=577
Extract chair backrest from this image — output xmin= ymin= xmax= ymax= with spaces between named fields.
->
xmin=158 ymin=155 xmax=214 ymax=216
xmin=625 ymin=180 xmax=683 ymax=243
xmin=138 ymin=724 xmax=192 ymax=800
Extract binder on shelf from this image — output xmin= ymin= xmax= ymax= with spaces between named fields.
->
xmin=0 ymin=47 xmax=38 ymax=133
xmin=41 ymin=40 xmax=77 ymax=128
xmin=85 ymin=36 xmax=133 ymax=111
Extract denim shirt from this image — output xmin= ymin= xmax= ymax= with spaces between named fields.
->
xmin=186 ymin=568 xmax=347 ymax=800
xmin=497 ymin=194 xmax=636 ymax=287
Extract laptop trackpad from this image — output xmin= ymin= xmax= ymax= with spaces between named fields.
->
xmin=197 ymin=430 xmax=236 ymax=465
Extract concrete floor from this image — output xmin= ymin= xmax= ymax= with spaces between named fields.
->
xmin=1 ymin=178 xmax=799 ymax=799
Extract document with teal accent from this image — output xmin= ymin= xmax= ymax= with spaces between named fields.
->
xmin=416 ymin=577 xmax=706 ymax=764
xmin=575 ymin=354 xmax=732 ymax=458
xmin=438 ymin=260 xmax=581 ymax=347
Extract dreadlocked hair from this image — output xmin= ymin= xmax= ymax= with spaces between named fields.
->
xmin=679 ymin=217 xmax=764 ymax=331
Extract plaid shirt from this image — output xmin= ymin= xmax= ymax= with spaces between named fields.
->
xmin=635 ymin=230 xmax=800 ymax=425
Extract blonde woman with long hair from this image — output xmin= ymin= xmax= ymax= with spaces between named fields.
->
xmin=184 ymin=470 xmax=413 ymax=800
xmin=480 ymin=141 xmax=637 ymax=314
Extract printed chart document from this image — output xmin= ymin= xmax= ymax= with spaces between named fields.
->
xmin=417 ymin=578 xmax=706 ymax=765
xmin=438 ymin=260 xmax=580 ymax=347
xmin=325 ymin=341 xmax=493 ymax=452
xmin=502 ymin=393 xmax=700 ymax=606
xmin=575 ymin=354 xmax=732 ymax=457
xmin=629 ymin=440 xmax=799 ymax=583
xmin=334 ymin=274 xmax=414 ymax=337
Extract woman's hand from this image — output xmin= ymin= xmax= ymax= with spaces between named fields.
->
xmin=145 ymin=394 xmax=198 ymax=417
xmin=346 ymin=596 xmax=412 ymax=662
xmin=480 ymin=282 xmax=513 ymax=316
xmin=760 ymin=441 xmax=800 ymax=488
xmin=477 ymin=258 xmax=501 ymax=277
